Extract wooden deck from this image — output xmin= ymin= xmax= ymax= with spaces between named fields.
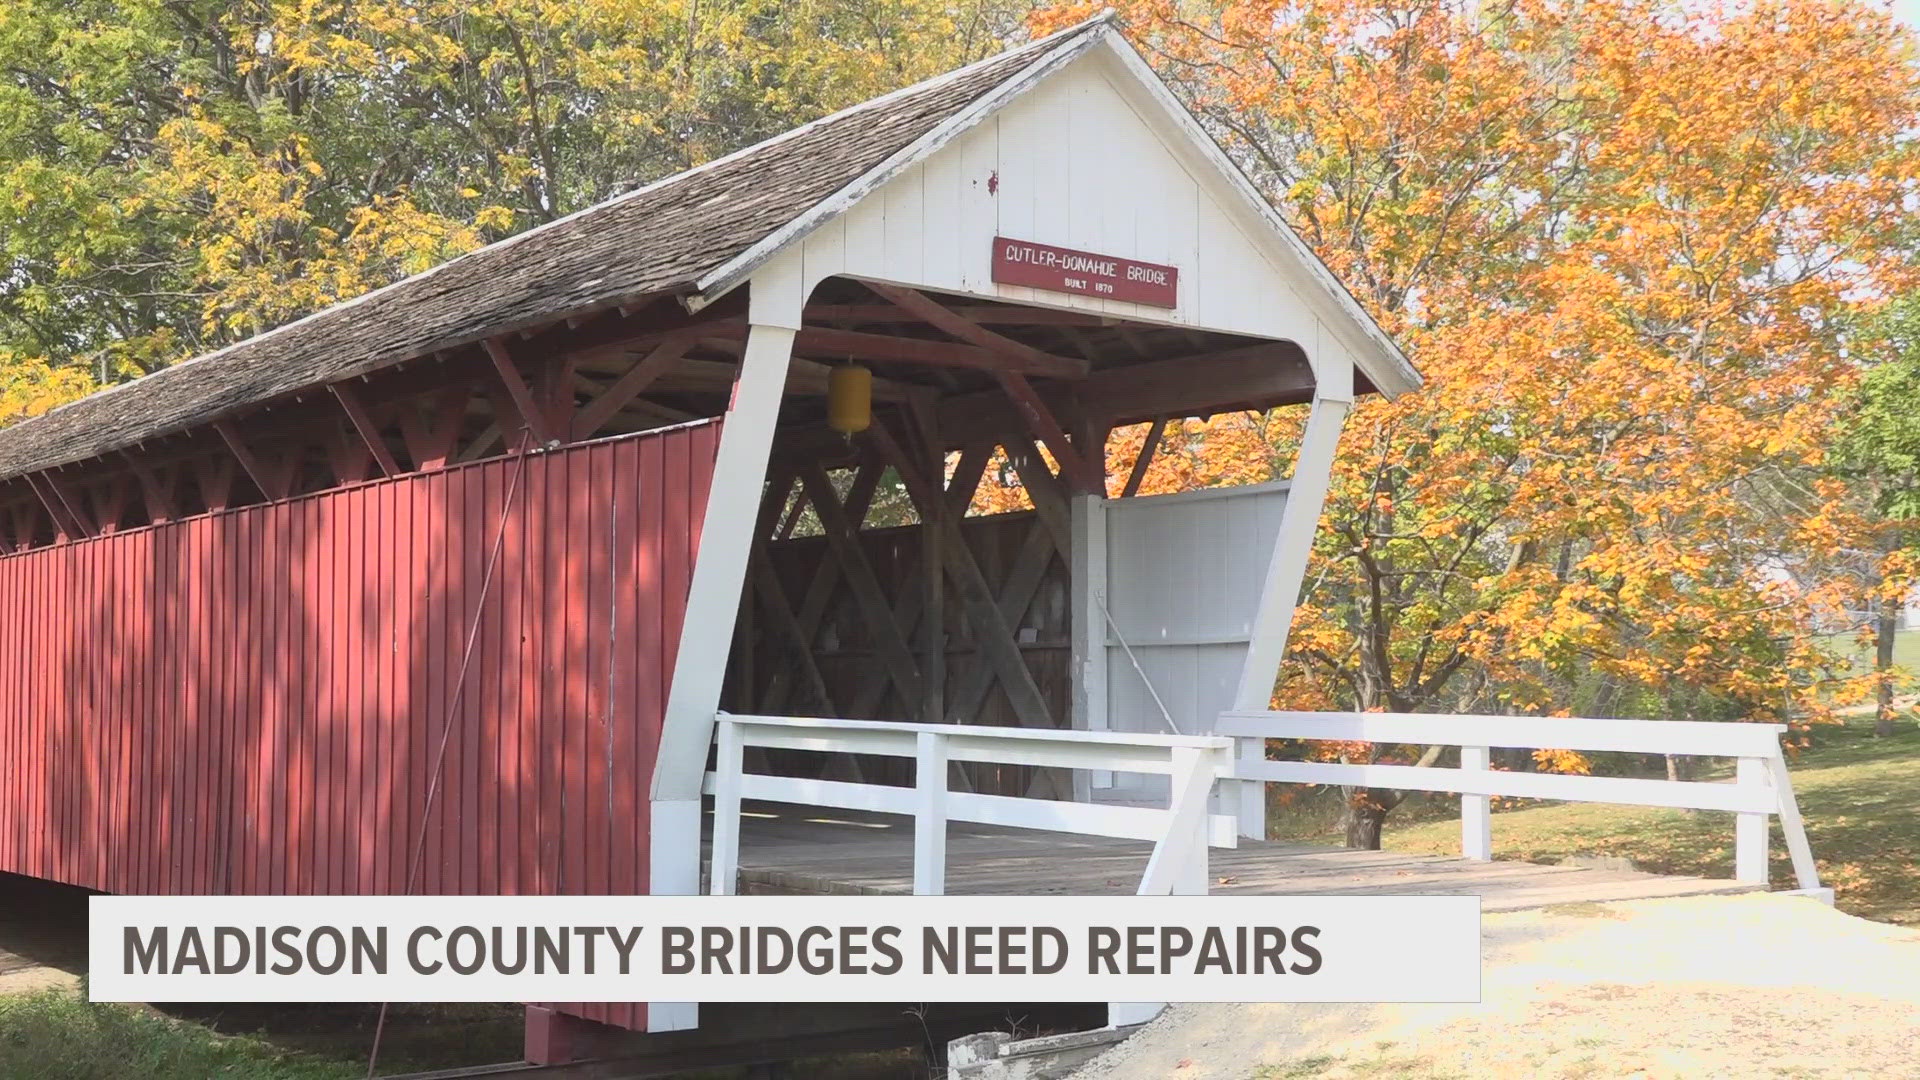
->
xmin=719 ymin=802 xmax=1763 ymax=911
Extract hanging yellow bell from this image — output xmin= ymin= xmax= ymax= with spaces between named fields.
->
xmin=827 ymin=363 xmax=873 ymax=435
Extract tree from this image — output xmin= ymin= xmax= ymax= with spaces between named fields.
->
xmin=1034 ymin=0 xmax=1920 ymax=845
xmin=0 ymin=0 xmax=1028 ymax=398
xmin=1828 ymin=296 xmax=1920 ymax=736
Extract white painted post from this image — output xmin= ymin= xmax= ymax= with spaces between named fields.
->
xmin=1460 ymin=745 xmax=1492 ymax=861
xmin=914 ymin=731 xmax=948 ymax=895
xmin=1236 ymin=736 xmax=1266 ymax=841
xmin=1137 ymin=747 xmax=1211 ymax=895
xmin=1229 ymin=373 xmax=1353 ymax=841
xmin=708 ymin=718 xmax=745 ymax=896
xmin=1070 ymin=494 xmax=1112 ymax=800
xmin=1735 ymin=756 xmax=1769 ymax=886
xmin=647 ymin=307 xmax=798 ymax=1033
xmin=1115 ymin=746 xmax=1213 ymax=1029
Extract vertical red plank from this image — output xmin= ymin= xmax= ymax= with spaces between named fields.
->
xmin=476 ymin=461 xmax=502 ymax=896
xmin=424 ymin=470 xmax=446 ymax=896
xmin=361 ymin=483 xmax=382 ymax=896
xmin=583 ymin=445 xmax=611 ymax=896
xmin=458 ymin=464 xmax=483 ymax=896
xmin=347 ymin=487 xmax=367 ymax=896
xmin=499 ymin=456 xmax=527 ymax=897
xmin=405 ymin=471 xmax=431 ymax=895
xmin=634 ymin=432 xmax=666 ymax=893
xmin=135 ymin=531 xmax=148 ymax=894
xmin=376 ymin=478 xmax=399 ymax=891
xmin=561 ymin=450 xmax=588 ymax=897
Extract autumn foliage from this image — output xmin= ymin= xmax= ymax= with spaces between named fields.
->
xmin=4 ymin=2 xmax=1919 ymax=845
xmin=1026 ymin=0 xmax=1920 ymax=839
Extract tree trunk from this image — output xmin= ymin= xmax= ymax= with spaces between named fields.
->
xmin=1876 ymin=598 xmax=1899 ymax=738
xmin=1341 ymin=788 xmax=1391 ymax=849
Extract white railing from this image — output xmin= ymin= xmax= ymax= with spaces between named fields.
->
xmin=702 ymin=712 xmax=1237 ymax=897
xmin=1218 ymin=711 xmax=1825 ymax=897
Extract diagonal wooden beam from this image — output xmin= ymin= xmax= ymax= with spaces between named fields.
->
xmin=214 ymin=420 xmax=291 ymax=501
xmin=571 ymin=333 xmax=697 ymax=440
xmin=865 ymin=424 xmax=1055 ymax=728
xmin=863 ymin=282 xmax=1092 ymax=380
xmin=122 ymin=454 xmax=178 ymax=523
xmin=762 ymin=464 xmax=885 ymax=710
xmin=1122 ymin=417 xmax=1168 ymax=498
xmin=994 ymin=371 xmax=1104 ymax=494
xmin=994 ymin=429 xmax=1073 ymax=562
xmin=330 ymin=382 xmax=401 ymax=477
xmin=327 ymin=421 xmax=373 ymax=485
xmin=25 ymin=472 xmax=86 ymax=540
xmin=482 ymin=337 xmax=557 ymax=445
xmin=799 ymin=462 xmax=925 ymax=710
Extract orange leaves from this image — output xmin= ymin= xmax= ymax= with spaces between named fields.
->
xmin=1032 ymin=0 xmax=1920 ymax=724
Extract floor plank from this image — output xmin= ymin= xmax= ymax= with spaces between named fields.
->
xmin=715 ymin=803 xmax=1764 ymax=909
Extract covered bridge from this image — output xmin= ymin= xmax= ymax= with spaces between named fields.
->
xmin=0 ymin=12 xmax=1820 ymax=1070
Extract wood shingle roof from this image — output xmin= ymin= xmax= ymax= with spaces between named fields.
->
xmin=0 ymin=15 xmax=1115 ymax=480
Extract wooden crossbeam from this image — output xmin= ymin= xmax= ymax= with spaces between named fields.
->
xmin=400 ymin=386 xmax=470 ymax=471
xmin=994 ymin=371 xmax=1104 ymax=494
xmin=762 ymin=465 xmax=885 ymax=711
xmin=946 ymin=518 xmax=1057 ymax=726
xmin=793 ymin=325 xmax=1086 ymax=379
xmin=196 ymin=455 xmax=235 ymax=511
xmin=9 ymin=503 xmax=35 ymax=551
xmin=863 ymin=283 xmax=1092 ymax=381
xmin=937 ymin=342 xmax=1310 ymax=438
xmin=865 ymin=424 xmax=1055 ymax=729
xmin=748 ymin=539 xmax=839 ymax=716
xmin=122 ymin=454 xmax=178 ymax=523
xmin=945 ymin=441 xmax=993 ymax=518
xmin=327 ymin=422 xmax=373 ymax=485
xmin=483 ymin=337 xmax=557 ymax=445
xmin=540 ymin=354 xmax=578 ymax=437
xmin=89 ymin=477 xmax=128 ymax=535
xmin=799 ymin=463 xmax=925 ymax=710
xmin=26 ymin=473 xmax=85 ymax=540
xmin=805 ymin=303 xmax=1113 ymax=327
xmin=330 ymin=383 xmax=401 ymax=477
xmin=214 ymin=420 xmax=291 ymax=501
xmin=571 ymin=334 xmax=697 ymax=439
xmin=1122 ymin=417 xmax=1168 ymax=497
xmin=993 ymin=428 xmax=1073 ymax=561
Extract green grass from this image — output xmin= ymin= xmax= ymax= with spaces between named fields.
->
xmin=1820 ymin=626 xmax=1920 ymax=677
xmin=0 ymin=988 xmax=356 ymax=1080
xmin=1370 ymin=719 xmax=1920 ymax=926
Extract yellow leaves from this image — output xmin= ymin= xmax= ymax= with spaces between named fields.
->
xmin=0 ymin=355 xmax=96 ymax=426
xmin=1040 ymin=0 xmax=1920 ymax=721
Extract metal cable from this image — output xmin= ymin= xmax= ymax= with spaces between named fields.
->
xmin=365 ymin=432 xmax=535 ymax=1079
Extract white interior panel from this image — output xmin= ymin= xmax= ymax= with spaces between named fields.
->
xmin=1097 ymin=482 xmax=1289 ymax=803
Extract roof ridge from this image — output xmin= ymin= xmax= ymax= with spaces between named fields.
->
xmin=11 ymin=13 xmax=1120 ymax=439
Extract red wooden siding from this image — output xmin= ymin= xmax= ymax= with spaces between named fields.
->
xmin=0 ymin=422 xmax=719 ymax=1030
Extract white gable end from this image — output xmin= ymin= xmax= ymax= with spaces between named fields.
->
xmin=774 ymin=41 xmax=1384 ymax=392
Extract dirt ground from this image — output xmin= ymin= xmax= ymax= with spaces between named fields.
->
xmin=1073 ymin=893 xmax=1920 ymax=1079
xmin=0 ymin=873 xmax=87 ymax=996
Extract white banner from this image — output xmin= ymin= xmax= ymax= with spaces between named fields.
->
xmin=90 ymin=894 xmax=1479 ymax=1004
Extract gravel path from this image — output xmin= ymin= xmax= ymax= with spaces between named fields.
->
xmin=1073 ymin=893 xmax=1920 ymax=1079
